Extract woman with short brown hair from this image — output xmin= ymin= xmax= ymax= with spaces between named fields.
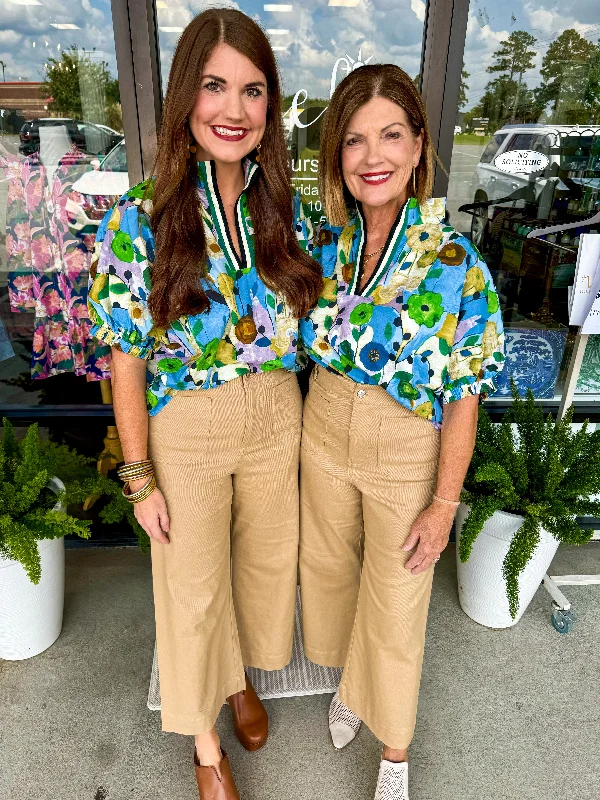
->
xmin=299 ymin=64 xmax=505 ymax=799
xmin=88 ymin=9 xmax=321 ymax=798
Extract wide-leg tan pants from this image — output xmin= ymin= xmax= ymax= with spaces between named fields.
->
xmin=148 ymin=370 xmax=302 ymax=735
xmin=300 ymin=365 xmax=440 ymax=749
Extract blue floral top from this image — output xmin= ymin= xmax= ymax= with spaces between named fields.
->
xmin=88 ymin=159 xmax=313 ymax=415
xmin=299 ymin=197 xmax=505 ymax=429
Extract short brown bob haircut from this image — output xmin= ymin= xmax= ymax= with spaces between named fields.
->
xmin=319 ymin=64 xmax=434 ymax=227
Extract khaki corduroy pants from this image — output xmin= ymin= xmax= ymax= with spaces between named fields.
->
xmin=300 ymin=365 xmax=440 ymax=749
xmin=148 ymin=370 xmax=302 ymax=735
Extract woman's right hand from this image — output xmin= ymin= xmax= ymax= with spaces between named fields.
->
xmin=128 ymin=478 xmax=170 ymax=544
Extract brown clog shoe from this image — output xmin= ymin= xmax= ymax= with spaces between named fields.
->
xmin=227 ymin=674 xmax=268 ymax=751
xmin=194 ymin=749 xmax=240 ymax=800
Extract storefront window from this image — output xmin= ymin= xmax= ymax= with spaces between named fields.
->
xmin=157 ymin=0 xmax=425 ymax=224
xmin=446 ymin=3 xmax=600 ymax=404
xmin=0 ymin=2 xmax=129 ymax=416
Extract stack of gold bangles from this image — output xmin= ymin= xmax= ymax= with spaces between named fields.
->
xmin=117 ymin=459 xmax=156 ymax=503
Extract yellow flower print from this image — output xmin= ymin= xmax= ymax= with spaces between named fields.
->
xmin=339 ymin=225 xmax=355 ymax=257
xmin=372 ymin=284 xmax=398 ymax=305
xmin=88 ymin=273 xmax=107 ymax=302
xmin=406 ymin=222 xmax=444 ymax=253
xmin=313 ymin=336 xmax=333 ymax=357
xmin=217 ymin=273 xmax=236 ymax=312
xmin=216 ymin=339 xmax=237 ymax=365
xmin=208 ymin=240 xmax=222 ymax=255
xmin=417 ymin=250 xmax=438 ymax=269
xmin=414 ymin=401 xmax=433 ymax=419
xmin=463 ymin=266 xmax=486 ymax=296
xmin=482 ymin=321 xmax=500 ymax=358
xmin=436 ymin=313 xmax=458 ymax=347
xmin=322 ymin=278 xmax=338 ymax=302
xmin=469 ymin=358 xmax=483 ymax=376
xmin=107 ymin=206 xmax=121 ymax=231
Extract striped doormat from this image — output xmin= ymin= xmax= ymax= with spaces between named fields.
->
xmin=147 ymin=588 xmax=341 ymax=710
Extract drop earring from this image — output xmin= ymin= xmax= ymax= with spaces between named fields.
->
xmin=256 ymin=141 xmax=262 ymax=163
xmin=188 ymin=140 xmax=197 ymax=159
xmin=412 ymin=166 xmax=416 ymax=196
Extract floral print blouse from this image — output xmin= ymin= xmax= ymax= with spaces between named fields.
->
xmin=1 ymin=149 xmax=111 ymax=381
xmin=88 ymin=159 xmax=313 ymax=415
xmin=299 ymin=197 xmax=505 ymax=429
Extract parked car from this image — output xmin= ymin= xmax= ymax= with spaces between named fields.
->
xmin=67 ymin=140 xmax=129 ymax=237
xmin=454 ymin=125 xmax=462 ymax=135
xmin=76 ymin=122 xmax=124 ymax=156
xmin=19 ymin=118 xmax=123 ymax=157
xmin=465 ymin=123 xmax=600 ymax=247
xmin=19 ymin=118 xmax=86 ymax=156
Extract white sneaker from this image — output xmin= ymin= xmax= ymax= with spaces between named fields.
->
xmin=374 ymin=759 xmax=409 ymax=800
xmin=328 ymin=689 xmax=362 ymax=749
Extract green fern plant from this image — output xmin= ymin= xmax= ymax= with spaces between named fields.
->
xmin=460 ymin=382 xmax=600 ymax=618
xmin=0 ymin=419 xmax=149 ymax=585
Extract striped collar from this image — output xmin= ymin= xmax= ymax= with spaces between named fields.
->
xmin=347 ymin=198 xmax=418 ymax=296
xmin=196 ymin=158 xmax=259 ymax=270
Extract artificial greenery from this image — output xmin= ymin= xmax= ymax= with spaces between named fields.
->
xmin=459 ymin=383 xmax=600 ymax=618
xmin=0 ymin=419 xmax=148 ymax=585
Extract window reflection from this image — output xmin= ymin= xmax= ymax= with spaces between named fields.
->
xmin=447 ymin=5 xmax=600 ymax=402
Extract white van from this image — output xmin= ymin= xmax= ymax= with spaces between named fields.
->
xmin=468 ymin=123 xmax=600 ymax=246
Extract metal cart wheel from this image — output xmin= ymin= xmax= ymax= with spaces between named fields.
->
xmin=551 ymin=604 xmax=577 ymax=634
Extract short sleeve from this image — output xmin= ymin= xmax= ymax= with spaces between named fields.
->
xmin=442 ymin=249 xmax=505 ymax=404
xmin=87 ymin=188 xmax=155 ymax=359
xmin=292 ymin=192 xmax=314 ymax=256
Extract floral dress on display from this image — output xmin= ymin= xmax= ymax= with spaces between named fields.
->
xmin=1 ymin=149 xmax=112 ymax=381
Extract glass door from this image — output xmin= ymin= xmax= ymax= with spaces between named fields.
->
xmin=445 ymin=3 xmax=600 ymax=406
xmin=156 ymin=0 xmax=426 ymax=225
xmin=0 ymin=0 xmax=131 ymax=416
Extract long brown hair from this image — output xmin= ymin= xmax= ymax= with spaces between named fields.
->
xmin=319 ymin=64 xmax=434 ymax=227
xmin=149 ymin=8 xmax=321 ymax=326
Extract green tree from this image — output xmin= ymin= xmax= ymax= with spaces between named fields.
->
xmin=487 ymin=30 xmax=537 ymax=124
xmin=535 ymin=30 xmax=600 ymax=124
xmin=459 ymin=66 xmax=470 ymax=110
xmin=41 ymin=45 xmax=121 ymax=127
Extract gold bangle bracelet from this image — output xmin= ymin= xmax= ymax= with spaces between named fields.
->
xmin=119 ymin=468 xmax=155 ymax=483
xmin=123 ymin=474 xmax=157 ymax=504
xmin=433 ymin=494 xmax=460 ymax=508
xmin=117 ymin=460 xmax=153 ymax=480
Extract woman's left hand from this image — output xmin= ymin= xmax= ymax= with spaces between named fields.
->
xmin=402 ymin=502 xmax=456 ymax=574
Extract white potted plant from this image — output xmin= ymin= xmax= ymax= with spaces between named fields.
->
xmin=0 ymin=419 xmax=148 ymax=660
xmin=455 ymin=384 xmax=600 ymax=628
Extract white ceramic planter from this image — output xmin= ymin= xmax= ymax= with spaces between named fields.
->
xmin=455 ymin=503 xmax=559 ymax=628
xmin=0 ymin=477 xmax=66 ymax=660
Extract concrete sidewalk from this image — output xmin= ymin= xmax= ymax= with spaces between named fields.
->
xmin=1 ymin=543 xmax=599 ymax=800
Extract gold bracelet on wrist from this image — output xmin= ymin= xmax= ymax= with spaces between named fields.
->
xmin=118 ymin=460 xmax=154 ymax=482
xmin=433 ymin=494 xmax=460 ymax=508
xmin=123 ymin=474 xmax=157 ymax=503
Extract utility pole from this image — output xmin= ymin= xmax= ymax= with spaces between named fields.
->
xmin=0 ymin=61 xmax=6 ymax=82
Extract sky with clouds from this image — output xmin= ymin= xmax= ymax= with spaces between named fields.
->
xmin=0 ymin=0 xmax=598 ymax=110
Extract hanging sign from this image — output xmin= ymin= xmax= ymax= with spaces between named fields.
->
xmin=493 ymin=149 xmax=550 ymax=174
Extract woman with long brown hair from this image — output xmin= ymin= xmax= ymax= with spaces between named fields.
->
xmin=88 ymin=9 xmax=321 ymax=798
xmin=299 ymin=64 xmax=504 ymax=799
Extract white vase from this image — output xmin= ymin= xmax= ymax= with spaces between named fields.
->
xmin=455 ymin=503 xmax=559 ymax=628
xmin=0 ymin=477 xmax=66 ymax=660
